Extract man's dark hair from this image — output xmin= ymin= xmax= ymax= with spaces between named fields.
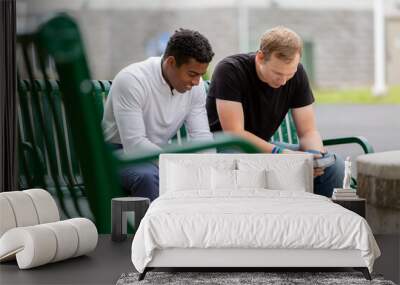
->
xmin=163 ymin=28 xmax=214 ymax=66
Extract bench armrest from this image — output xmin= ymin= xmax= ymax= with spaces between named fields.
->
xmin=323 ymin=136 xmax=374 ymax=154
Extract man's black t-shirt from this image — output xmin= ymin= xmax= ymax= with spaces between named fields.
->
xmin=206 ymin=53 xmax=314 ymax=141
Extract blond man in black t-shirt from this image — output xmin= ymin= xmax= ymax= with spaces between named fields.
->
xmin=206 ymin=26 xmax=344 ymax=197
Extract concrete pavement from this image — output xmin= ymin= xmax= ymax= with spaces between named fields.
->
xmin=315 ymin=104 xmax=400 ymax=153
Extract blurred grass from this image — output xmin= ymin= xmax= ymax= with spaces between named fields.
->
xmin=314 ymin=85 xmax=400 ymax=104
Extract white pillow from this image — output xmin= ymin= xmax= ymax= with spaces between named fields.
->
xmin=167 ymin=163 xmax=212 ymax=191
xmin=266 ymin=167 xmax=307 ymax=192
xmin=211 ymin=168 xmax=237 ymax=190
xmin=211 ymin=169 xmax=268 ymax=190
xmin=237 ymin=157 xmax=312 ymax=192
xmin=236 ymin=169 xmax=267 ymax=188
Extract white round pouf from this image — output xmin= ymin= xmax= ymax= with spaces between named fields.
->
xmin=66 ymin=218 xmax=98 ymax=257
xmin=357 ymin=151 xmax=400 ymax=234
xmin=0 ymin=218 xmax=98 ymax=269
xmin=1 ymin=191 xmax=39 ymax=227
xmin=24 ymin=189 xmax=59 ymax=223
xmin=42 ymin=221 xmax=79 ymax=262
xmin=0 ymin=225 xmax=57 ymax=268
xmin=0 ymin=196 xmax=17 ymax=237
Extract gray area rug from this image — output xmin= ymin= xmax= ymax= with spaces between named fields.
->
xmin=117 ymin=271 xmax=396 ymax=285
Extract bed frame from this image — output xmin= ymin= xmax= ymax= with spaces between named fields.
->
xmin=139 ymin=248 xmax=371 ymax=280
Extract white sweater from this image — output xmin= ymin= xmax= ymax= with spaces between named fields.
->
xmin=102 ymin=57 xmax=213 ymax=154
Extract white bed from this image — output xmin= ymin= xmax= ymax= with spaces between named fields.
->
xmin=131 ymin=154 xmax=380 ymax=280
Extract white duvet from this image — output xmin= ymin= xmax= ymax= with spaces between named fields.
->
xmin=131 ymin=190 xmax=380 ymax=273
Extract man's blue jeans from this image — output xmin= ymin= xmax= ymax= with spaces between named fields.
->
xmin=274 ymin=142 xmax=345 ymax=197
xmin=111 ymin=142 xmax=343 ymax=200
xmin=112 ymin=144 xmax=159 ymax=201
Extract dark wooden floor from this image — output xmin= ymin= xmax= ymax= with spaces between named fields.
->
xmin=0 ymin=234 xmax=398 ymax=285
xmin=374 ymin=234 xmax=400 ymax=284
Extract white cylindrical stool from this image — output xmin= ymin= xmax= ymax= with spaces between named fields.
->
xmin=357 ymin=151 xmax=400 ymax=234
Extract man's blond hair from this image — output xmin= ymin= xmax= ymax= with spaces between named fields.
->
xmin=259 ymin=26 xmax=303 ymax=62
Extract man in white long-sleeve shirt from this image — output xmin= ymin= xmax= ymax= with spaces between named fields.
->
xmin=102 ymin=29 xmax=214 ymax=201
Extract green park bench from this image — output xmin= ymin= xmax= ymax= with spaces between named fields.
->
xmin=16 ymin=13 xmax=261 ymax=233
xmin=17 ymin=14 xmax=373 ymax=233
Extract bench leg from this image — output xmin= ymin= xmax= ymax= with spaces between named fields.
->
xmin=138 ymin=268 xmax=149 ymax=281
xmin=354 ymin=267 xmax=371 ymax=280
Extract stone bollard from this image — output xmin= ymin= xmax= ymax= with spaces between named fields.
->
xmin=357 ymin=151 xmax=400 ymax=234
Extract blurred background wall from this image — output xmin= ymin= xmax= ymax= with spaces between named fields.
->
xmin=16 ymin=0 xmax=400 ymax=88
